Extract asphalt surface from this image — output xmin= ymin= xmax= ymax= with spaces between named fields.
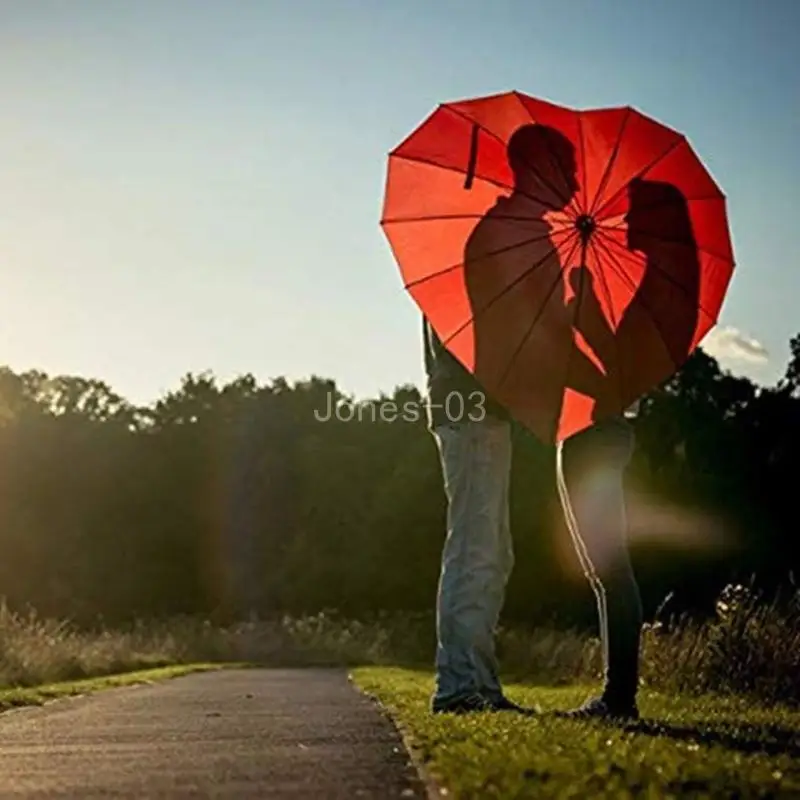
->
xmin=0 ymin=669 xmax=429 ymax=798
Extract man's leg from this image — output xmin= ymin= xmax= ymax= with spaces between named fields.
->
xmin=555 ymin=420 xmax=643 ymax=717
xmin=431 ymin=418 xmax=512 ymax=712
xmin=471 ymin=420 xmax=514 ymax=704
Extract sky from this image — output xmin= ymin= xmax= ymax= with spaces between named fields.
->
xmin=0 ymin=0 xmax=797 ymax=405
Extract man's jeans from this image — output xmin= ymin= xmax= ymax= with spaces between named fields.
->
xmin=555 ymin=418 xmax=643 ymax=706
xmin=431 ymin=417 xmax=513 ymax=705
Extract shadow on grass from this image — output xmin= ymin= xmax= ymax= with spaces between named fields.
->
xmin=622 ymin=718 xmax=800 ymax=759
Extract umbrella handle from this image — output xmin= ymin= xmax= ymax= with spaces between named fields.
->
xmin=463 ymin=123 xmax=479 ymax=189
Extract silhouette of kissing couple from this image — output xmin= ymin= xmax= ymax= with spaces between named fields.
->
xmin=463 ymin=122 xmax=701 ymax=439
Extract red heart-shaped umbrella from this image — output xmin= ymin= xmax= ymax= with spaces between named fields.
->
xmin=380 ymin=91 xmax=734 ymax=442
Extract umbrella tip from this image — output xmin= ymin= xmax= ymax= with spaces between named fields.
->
xmin=575 ymin=214 xmax=597 ymax=243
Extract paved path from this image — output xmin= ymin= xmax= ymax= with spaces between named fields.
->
xmin=0 ymin=669 xmax=428 ymax=798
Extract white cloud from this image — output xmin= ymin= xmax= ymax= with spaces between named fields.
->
xmin=702 ymin=326 xmax=769 ymax=364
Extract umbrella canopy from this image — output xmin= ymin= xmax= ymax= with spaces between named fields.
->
xmin=381 ymin=91 xmax=734 ymax=442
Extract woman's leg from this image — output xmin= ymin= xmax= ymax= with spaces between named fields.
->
xmin=556 ymin=420 xmax=643 ymax=714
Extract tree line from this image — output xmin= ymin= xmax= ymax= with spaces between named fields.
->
xmin=0 ymin=333 xmax=798 ymax=630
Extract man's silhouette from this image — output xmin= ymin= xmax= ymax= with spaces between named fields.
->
xmin=424 ymin=123 xmax=592 ymax=714
xmin=464 ymin=123 xmax=601 ymax=441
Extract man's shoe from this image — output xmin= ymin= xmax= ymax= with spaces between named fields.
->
xmin=484 ymin=694 xmax=539 ymax=715
xmin=431 ymin=692 xmax=489 ymax=714
xmin=555 ymin=696 xmax=639 ymax=722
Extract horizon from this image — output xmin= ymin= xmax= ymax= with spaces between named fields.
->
xmin=1 ymin=1 xmax=796 ymax=407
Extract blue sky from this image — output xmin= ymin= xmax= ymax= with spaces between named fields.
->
xmin=0 ymin=0 xmax=796 ymax=404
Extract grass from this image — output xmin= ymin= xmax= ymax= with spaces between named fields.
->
xmin=353 ymin=666 xmax=800 ymax=799
xmin=0 ymin=663 xmax=231 ymax=712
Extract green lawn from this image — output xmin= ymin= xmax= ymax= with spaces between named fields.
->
xmin=352 ymin=667 xmax=800 ymax=799
xmin=0 ymin=663 xmax=234 ymax=713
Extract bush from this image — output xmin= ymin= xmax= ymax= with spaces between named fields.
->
xmin=2 ymin=584 xmax=800 ymax=708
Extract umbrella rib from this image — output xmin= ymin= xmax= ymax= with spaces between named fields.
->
xmin=442 ymin=228 xmax=582 ymax=354
xmin=382 ymin=213 xmax=484 ymax=225
xmin=598 ymin=229 xmax=732 ymax=264
xmin=576 ymin=111 xmax=589 ymax=214
xmin=597 ymin=192 xmax=723 ymax=221
xmin=493 ymin=232 xmax=583 ymax=394
xmin=445 ymin=103 xmax=579 ymax=219
xmin=404 ymin=228 xmax=574 ymax=290
xmin=592 ymin=137 xmax=686 ymax=221
xmin=599 ymin=232 xmax=720 ymax=321
xmin=382 ymin=213 xmax=569 ymax=225
xmin=588 ymin=238 xmax=619 ymax=329
xmin=590 ymin=236 xmax=640 ymax=296
xmin=558 ymin=248 xmax=590 ymax=433
xmin=592 ymin=235 xmax=691 ymax=377
xmin=510 ymin=93 xmax=583 ymax=219
xmin=586 ymin=108 xmax=632 ymax=218
xmin=588 ymin=236 xmax=625 ymax=411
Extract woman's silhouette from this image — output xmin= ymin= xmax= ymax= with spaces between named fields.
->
xmin=570 ymin=178 xmax=702 ymax=419
xmin=553 ymin=177 xmax=702 ymax=720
